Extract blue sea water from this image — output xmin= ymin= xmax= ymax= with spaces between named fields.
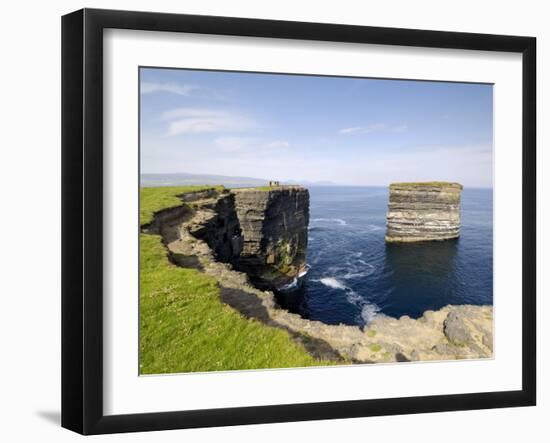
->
xmin=276 ymin=186 xmax=493 ymax=327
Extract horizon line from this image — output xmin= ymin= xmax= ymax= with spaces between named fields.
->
xmin=140 ymin=174 xmax=493 ymax=190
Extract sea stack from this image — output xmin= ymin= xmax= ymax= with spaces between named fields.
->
xmin=385 ymin=182 xmax=463 ymax=243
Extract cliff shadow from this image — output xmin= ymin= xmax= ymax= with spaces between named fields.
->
xmin=169 ymin=253 xmax=203 ymax=271
xmin=189 ymin=191 xmax=244 ymax=266
xmin=219 ymin=286 xmax=343 ymax=362
xmin=382 ymin=239 xmax=460 ymax=318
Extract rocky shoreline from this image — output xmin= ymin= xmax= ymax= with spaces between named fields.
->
xmin=143 ymin=187 xmax=493 ymax=364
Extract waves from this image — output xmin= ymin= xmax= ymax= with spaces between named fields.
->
xmin=318 ymin=277 xmax=346 ymax=290
xmin=305 ymin=242 xmax=380 ymax=325
xmin=279 ymin=278 xmax=298 ymax=291
xmin=322 ymin=264 xmax=375 ymax=281
xmin=315 ymin=253 xmax=380 ymax=325
xmin=326 ymin=252 xmax=376 ymax=280
xmin=360 ymin=304 xmax=380 ymax=324
xmin=311 ymin=218 xmax=348 ymax=226
xmin=278 ymin=265 xmax=311 ymax=292
xmin=298 ymin=264 xmax=311 ymax=278
xmin=309 ymin=218 xmax=384 ymax=234
xmin=276 ymin=186 xmax=493 ymax=326
xmin=316 ymin=276 xmax=379 ymax=325
xmin=303 ymin=212 xmax=386 ymax=325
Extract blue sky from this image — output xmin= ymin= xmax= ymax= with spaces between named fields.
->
xmin=140 ymin=68 xmax=493 ymax=187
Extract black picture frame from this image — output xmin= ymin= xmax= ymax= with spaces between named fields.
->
xmin=61 ymin=8 xmax=536 ymax=435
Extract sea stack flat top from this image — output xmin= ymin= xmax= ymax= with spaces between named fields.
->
xmin=385 ymin=182 xmax=463 ymax=243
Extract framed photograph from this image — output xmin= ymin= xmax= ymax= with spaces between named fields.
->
xmin=61 ymin=8 xmax=536 ymax=435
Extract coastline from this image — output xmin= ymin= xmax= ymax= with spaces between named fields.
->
xmin=141 ymin=186 xmax=493 ymax=369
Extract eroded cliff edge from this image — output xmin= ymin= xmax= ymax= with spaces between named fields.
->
xmin=146 ymin=186 xmax=309 ymax=291
xmin=386 ymin=182 xmax=463 ymax=243
xmin=232 ymin=187 xmax=309 ymax=290
xmin=143 ymin=186 xmax=492 ymax=364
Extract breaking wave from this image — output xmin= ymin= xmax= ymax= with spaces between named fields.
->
xmin=279 ymin=278 xmax=298 ymax=291
xmin=279 ymin=265 xmax=311 ymax=291
xmin=298 ymin=264 xmax=311 ymax=278
xmin=311 ymin=218 xmax=348 ymax=226
xmin=316 ymin=276 xmax=379 ymax=325
xmin=319 ymin=277 xmax=347 ymax=290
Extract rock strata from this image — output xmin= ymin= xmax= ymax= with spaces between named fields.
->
xmin=232 ymin=186 xmax=309 ymax=289
xmin=143 ymin=187 xmax=493 ymax=364
xmin=386 ymin=182 xmax=463 ymax=242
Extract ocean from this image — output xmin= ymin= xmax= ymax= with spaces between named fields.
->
xmin=276 ymin=186 xmax=493 ymax=327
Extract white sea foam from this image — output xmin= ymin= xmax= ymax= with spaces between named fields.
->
xmin=298 ymin=264 xmax=311 ymax=278
xmin=366 ymin=224 xmax=384 ymax=231
xmin=360 ymin=303 xmax=380 ymax=324
xmin=345 ymin=289 xmax=363 ymax=304
xmin=317 ymin=276 xmax=379 ymax=325
xmin=327 ymin=263 xmax=375 ymax=280
xmin=279 ymin=278 xmax=298 ymax=291
xmin=311 ymin=218 xmax=347 ymax=226
xmin=319 ymin=277 xmax=347 ymax=290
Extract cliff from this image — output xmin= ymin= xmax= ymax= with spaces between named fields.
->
xmin=143 ymin=186 xmax=492 ymax=364
xmin=147 ymin=186 xmax=309 ymax=291
xmin=232 ymin=186 xmax=309 ymax=289
xmin=386 ymin=182 xmax=463 ymax=243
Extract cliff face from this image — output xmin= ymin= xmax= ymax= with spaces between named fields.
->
xmin=186 ymin=191 xmax=243 ymax=263
xmin=386 ymin=182 xmax=463 ymax=242
xmin=232 ymin=186 xmax=309 ymax=289
xmin=164 ymin=186 xmax=309 ymax=290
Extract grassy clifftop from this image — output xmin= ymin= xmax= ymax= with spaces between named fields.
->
xmin=390 ymin=181 xmax=463 ymax=189
xmin=140 ymin=186 xmax=324 ymax=374
xmin=140 ymin=185 xmax=224 ymax=226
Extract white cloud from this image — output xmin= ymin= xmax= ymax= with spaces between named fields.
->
xmin=162 ymin=108 xmax=257 ymax=136
xmin=338 ymin=123 xmax=408 ymax=135
xmin=141 ymin=82 xmax=198 ymax=96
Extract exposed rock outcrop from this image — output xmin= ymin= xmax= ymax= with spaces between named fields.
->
xmin=143 ymin=187 xmax=493 ymax=364
xmin=386 ymin=182 xmax=463 ymax=242
xmin=145 ymin=186 xmax=309 ymax=290
xmin=232 ymin=187 xmax=309 ymax=289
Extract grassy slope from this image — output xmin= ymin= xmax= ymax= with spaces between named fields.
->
xmin=140 ymin=185 xmax=224 ymax=226
xmin=140 ymin=186 xmax=325 ymax=374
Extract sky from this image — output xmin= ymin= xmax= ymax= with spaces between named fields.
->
xmin=140 ymin=67 xmax=493 ymax=188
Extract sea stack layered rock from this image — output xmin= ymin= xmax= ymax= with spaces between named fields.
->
xmin=385 ymin=182 xmax=463 ymax=243
xmin=232 ymin=186 xmax=309 ymax=289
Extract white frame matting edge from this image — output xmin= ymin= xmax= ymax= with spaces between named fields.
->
xmin=103 ymin=28 xmax=522 ymax=415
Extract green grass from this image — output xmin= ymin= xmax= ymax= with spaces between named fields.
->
xmin=140 ymin=186 xmax=329 ymax=374
xmin=253 ymin=186 xmax=275 ymax=191
xmin=140 ymin=185 xmax=223 ymax=226
xmin=369 ymin=344 xmax=382 ymax=352
xmin=390 ymin=181 xmax=463 ymax=189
